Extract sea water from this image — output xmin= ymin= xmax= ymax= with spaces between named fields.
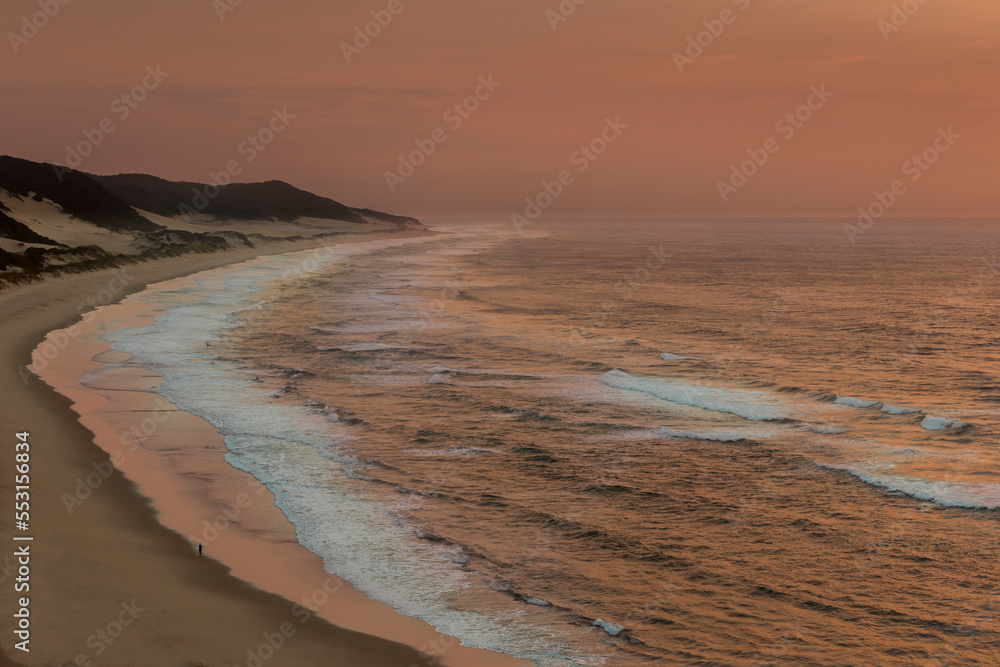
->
xmin=100 ymin=220 xmax=1000 ymax=665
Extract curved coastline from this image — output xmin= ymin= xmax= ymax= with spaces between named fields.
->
xmin=1 ymin=231 xmax=524 ymax=666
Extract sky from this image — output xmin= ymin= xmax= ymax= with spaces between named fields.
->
xmin=1 ymin=0 xmax=997 ymax=218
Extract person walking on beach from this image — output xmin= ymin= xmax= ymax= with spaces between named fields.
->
xmin=198 ymin=543 xmax=203 ymax=557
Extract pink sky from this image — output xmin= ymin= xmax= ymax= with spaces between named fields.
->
xmin=1 ymin=0 xmax=997 ymax=217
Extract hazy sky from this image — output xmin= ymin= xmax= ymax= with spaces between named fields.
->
xmin=1 ymin=0 xmax=997 ymax=218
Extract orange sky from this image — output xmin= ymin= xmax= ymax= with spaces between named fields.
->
xmin=1 ymin=0 xmax=997 ymax=217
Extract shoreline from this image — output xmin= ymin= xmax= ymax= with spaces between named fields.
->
xmin=0 ymin=231 xmax=527 ymax=666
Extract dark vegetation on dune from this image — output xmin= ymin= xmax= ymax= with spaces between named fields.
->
xmin=0 ymin=208 xmax=58 ymax=245
xmin=0 ymin=156 xmax=162 ymax=233
xmin=95 ymin=174 xmax=366 ymax=223
xmin=94 ymin=174 xmax=421 ymax=228
xmin=351 ymin=207 xmax=423 ymax=228
xmin=0 ymin=232 xmax=255 ymax=287
xmin=0 ymin=155 xmax=424 ymax=289
xmin=0 ymin=224 xmax=419 ymax=289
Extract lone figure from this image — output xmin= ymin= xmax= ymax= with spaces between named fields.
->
xmin=198 ymin=543 xmax=203 ymax=557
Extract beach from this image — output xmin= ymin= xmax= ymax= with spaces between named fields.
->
xmin=0 ymin=232 xmax=526 ymax=667
xmin=3 ymin=219 xmax=1000 ymax=666
xmin=3 ymin=0 xmax=994 ymax=662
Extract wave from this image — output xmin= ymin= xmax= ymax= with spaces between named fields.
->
xmin=805 ymin=424 xmax=847 ymax=435
xmin=96 ymin=243 xmax=586 ymax=666
xmin=834 ymin=396 xmax=881 ymax=409
xmin=920 ymin=416 xmax=970 ymax=431
xmin=593 ymin=619 xmax=626 ymax=636
xmin=835 ymin=395 xmax=927 ymax=417
xmin=881 ymin=404 xmax=922 ymax=415
xmin=660 ymin=352 xmax=699 ymax=361
xmin=652 ymin=426 xmax=750 ymax=442
xmin=598 ymin=369 xmax=795 ymax=422
xmin=817 ymin=463 xmax=1000 ymax=510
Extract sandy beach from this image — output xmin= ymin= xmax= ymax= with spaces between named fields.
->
xmin=0 ymin=233 xmax=527 ymax=667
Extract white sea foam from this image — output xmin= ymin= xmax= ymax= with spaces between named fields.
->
xmin=881 ymin=404 xmax=922 ymax=415
xmin=593 ymin=619 xmax=626 ymax=636
xmin=660 ymin=352 xmax=698 ymax=361
xmin=921 ymin=416 xmax=970 ymax=431
xmin=599 ymin=369 xmax=794 ymax=422
xmin=97 ymin=240 xmax=583 ymax=666
xmin=817 ymin=462 xmax=1000 ymax=509
xmin=834 ymin=396 xmax=881 ymax=409
xmin=806 ymin=425 xmax=847 ymax=435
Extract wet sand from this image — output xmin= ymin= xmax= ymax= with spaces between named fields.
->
xmin=0 ymin=233 xmax=527 ymax=666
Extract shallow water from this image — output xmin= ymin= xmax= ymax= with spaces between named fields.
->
xmin=103 ymin=220 xmax=1000 ymax=665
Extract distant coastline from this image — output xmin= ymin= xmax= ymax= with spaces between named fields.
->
xmin=0 ymin=154 xmax=424 ymax=289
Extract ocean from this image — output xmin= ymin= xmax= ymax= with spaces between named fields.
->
xmin=95 ymin=219 xmax=1000 ymax=665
